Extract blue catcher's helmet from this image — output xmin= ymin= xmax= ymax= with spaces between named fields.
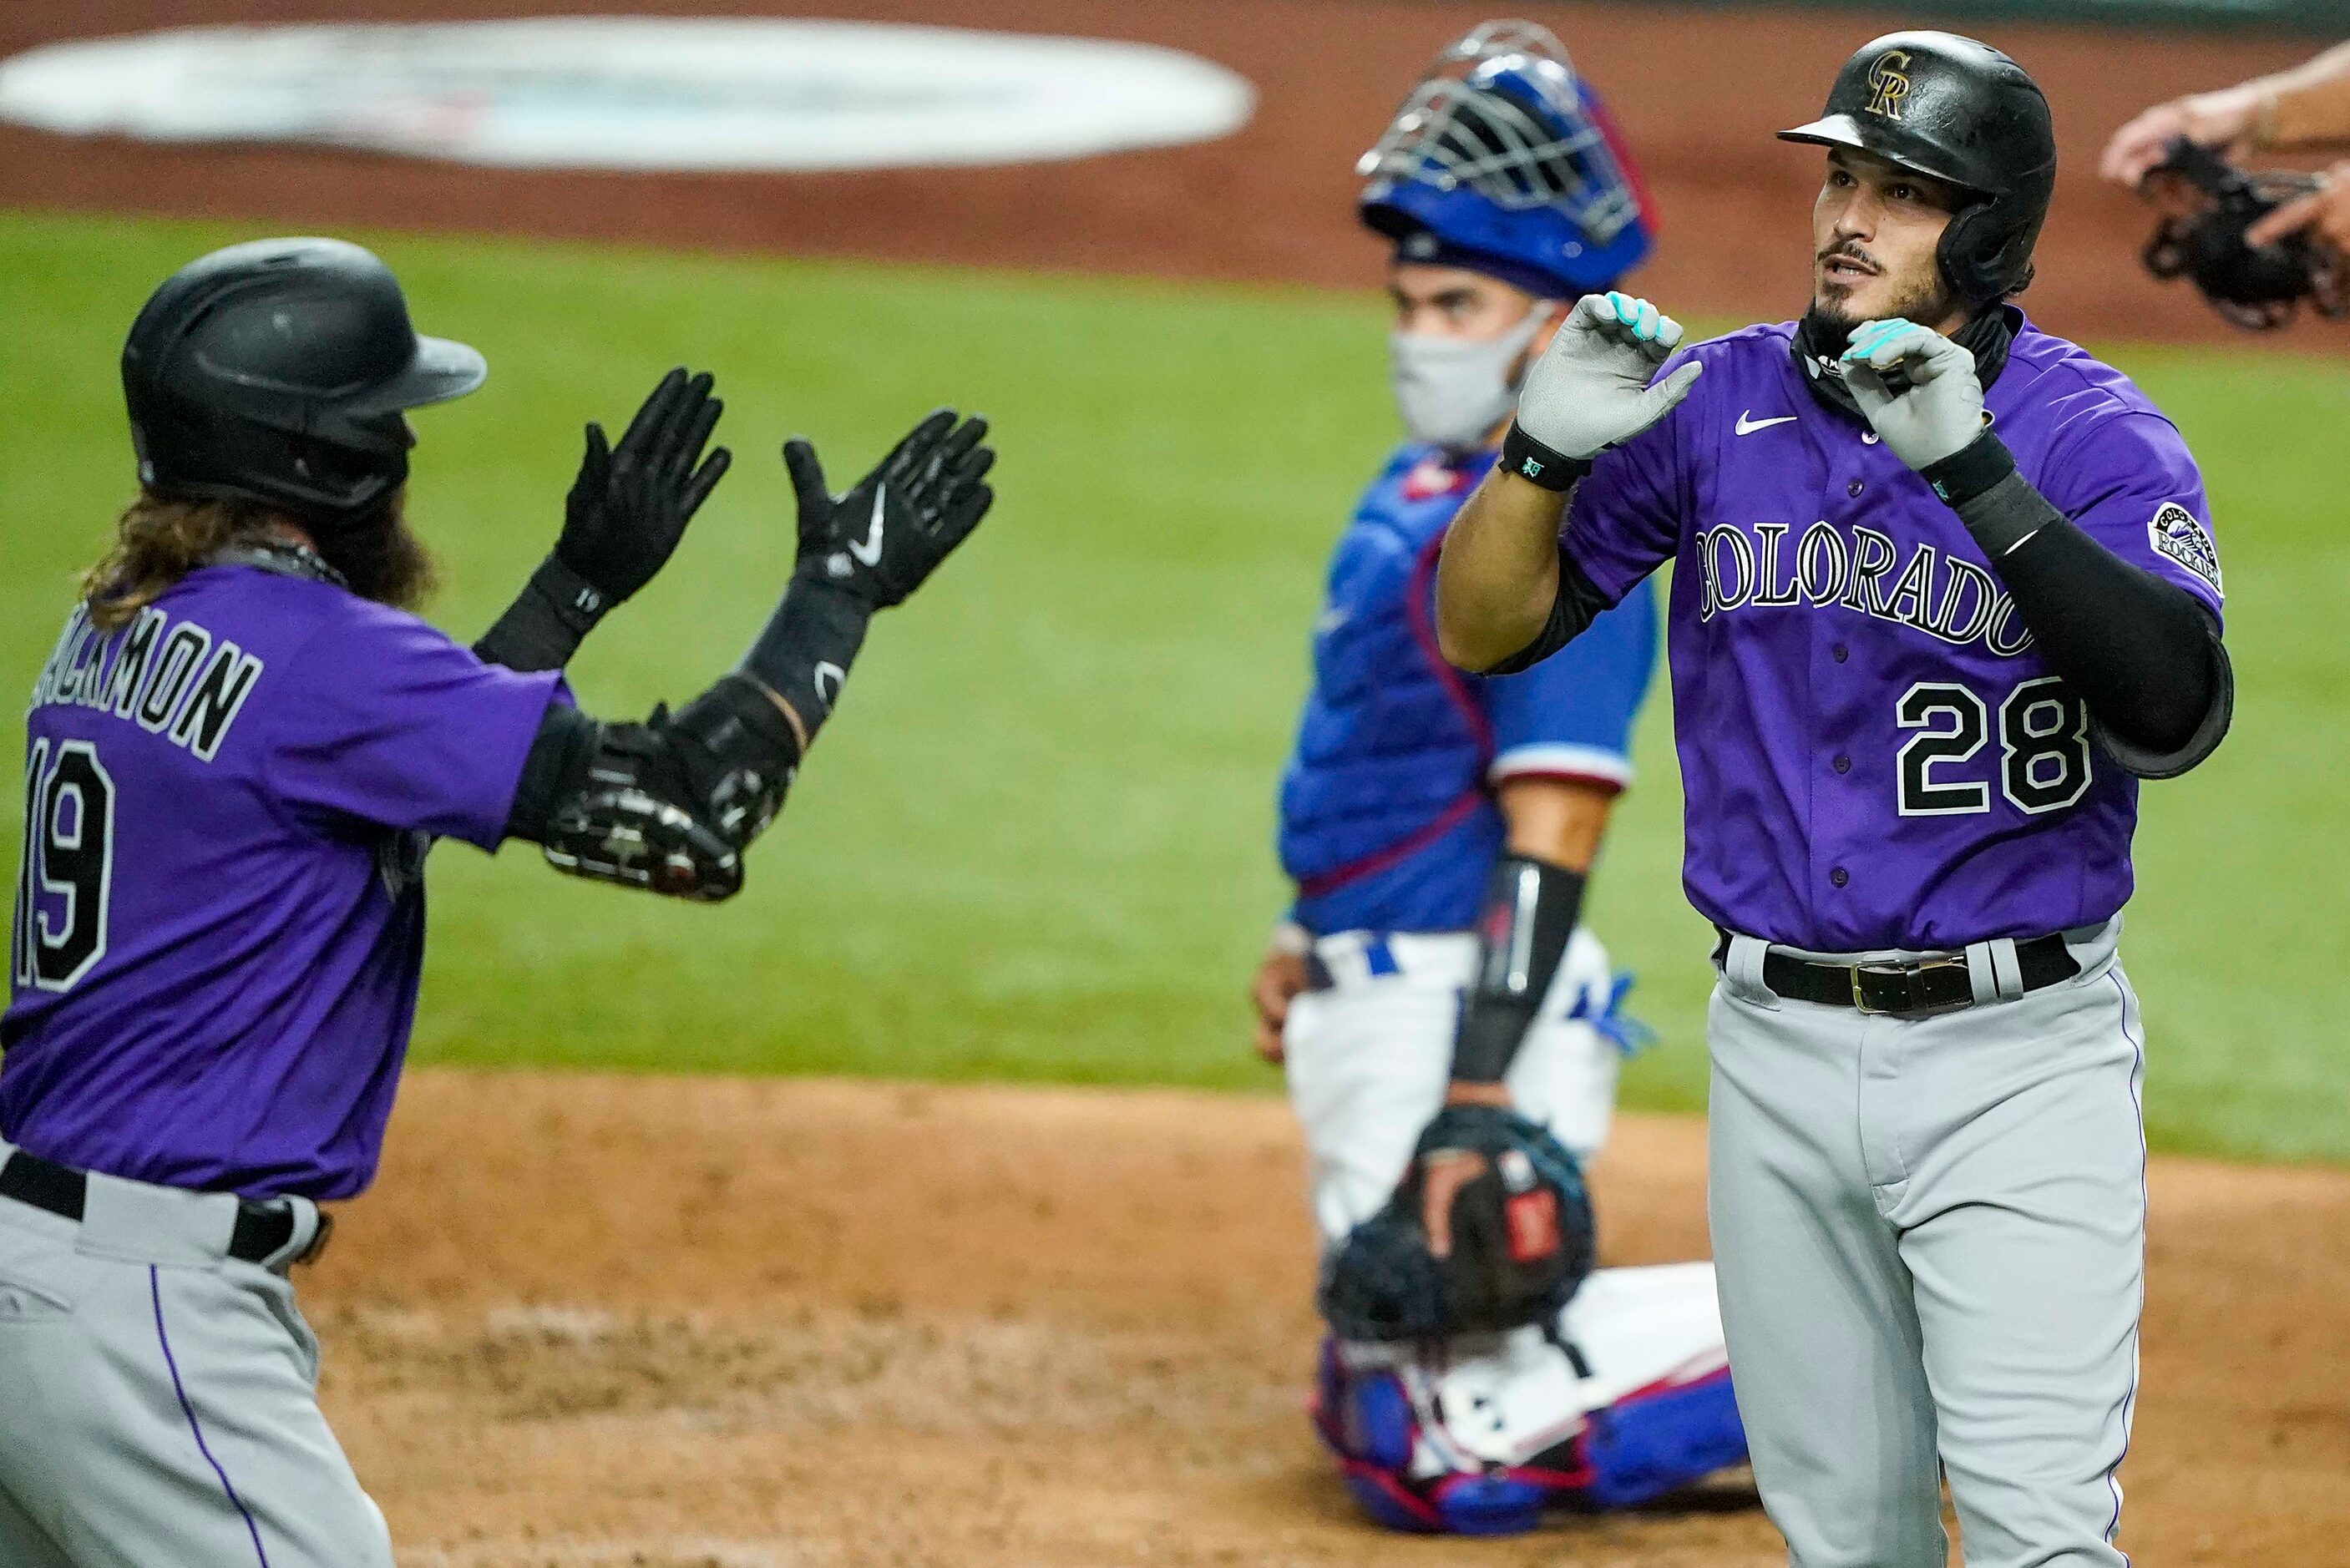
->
xmin=1359 ymin=21 xmax=1654 ymax=298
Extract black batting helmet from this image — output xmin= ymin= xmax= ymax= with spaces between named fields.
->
xmin=122 ymin=238 xmax=486 ymax=524
xmin=1780 ymin=32 xmax=2056 ymax=306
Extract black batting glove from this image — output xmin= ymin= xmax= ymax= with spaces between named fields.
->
xmin=474 ymin=369 xmax=732 ymax=675
xmin=782 ymin=409 xmax=995 ymax=609
xmin=555 ymin=367 xmax=732 ymax=612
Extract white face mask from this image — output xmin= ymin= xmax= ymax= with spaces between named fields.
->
xmin=1390 ymin=304 xmax=1551 ymax=452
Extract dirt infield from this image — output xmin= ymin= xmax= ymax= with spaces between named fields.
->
xmin=296 ymin=1071 xmax=2350 ymax=1567
xmin=0 ymin=1 xmax=2331 ymax=344
xmin=10 ymin=3 xmax=2346 ymax=1560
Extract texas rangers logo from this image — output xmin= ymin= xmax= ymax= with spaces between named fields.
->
xmin=1864 ymin=50 xmax=1913 ymax=119
xmin=2147 ymin=501 xmax=2222 ymax=594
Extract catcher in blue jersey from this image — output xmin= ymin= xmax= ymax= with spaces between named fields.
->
xmin=1246 ymin=22 xmax=1746 ymax=1536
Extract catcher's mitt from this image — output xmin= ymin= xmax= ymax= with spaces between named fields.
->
xmin=2141 ymin=137 xmax=2345 ymax=330
xmin=1319 ymin=1105 xmax=1594 ymax=1343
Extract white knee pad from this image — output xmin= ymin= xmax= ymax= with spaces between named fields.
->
xmin=1284 ymin=927 xmax=1637 ymax=1246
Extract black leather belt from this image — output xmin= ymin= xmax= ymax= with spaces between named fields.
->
xmin=1713 ymin=930 xmax=2079 ymax=1017
xmin=0 ymin=1151 xmax=331 ymax=1266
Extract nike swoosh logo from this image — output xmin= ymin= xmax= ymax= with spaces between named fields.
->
xmin=848 ymin=488 xmax=885 ymax=566
xmin=1735 ymin=411 xmax=1798 ymax=436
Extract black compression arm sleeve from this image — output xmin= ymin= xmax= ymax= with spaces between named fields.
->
xmin=1922 ymin=435 xmax=2231 ymax=777
xmin=474 ymin=557 xmax=608 ymax=673
xmin=738 ymin=579 xmax=871 ymax=748
xmin=504 ymin=703 xmax=597 ymax=843
xmin=1451 ymin=854 xmax=1588 ymax=1084
xmin=1480 ymin=547 xmax=1613 ymax=677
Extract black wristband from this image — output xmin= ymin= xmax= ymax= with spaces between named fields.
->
xmin=1952 ymin=470 xmax=2061 ymax=560
xmin=1498 ymin=422 xmax=1593 ymax=493
xmin=536 ymin=554 xmax=613 ymax=631
xmin=474 ymin=555 xmax=610 ymax=673
xmin=1919 ymin=430 xmax=2018 ymax=511
xmin=739 ymin=577 xmax=872 ymax=746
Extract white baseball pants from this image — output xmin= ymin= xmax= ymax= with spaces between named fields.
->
xmin=1707 ymin=921 xmax=2145 ymax=1568
xmin=0 ymin=1145 xmax=392 ymax=1568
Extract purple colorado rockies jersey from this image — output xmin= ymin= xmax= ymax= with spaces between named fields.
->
xmin=5 ymin=564 xmax=560 ymax=1199
xmin=1559 ymin=311 xmax=2223 ymax=952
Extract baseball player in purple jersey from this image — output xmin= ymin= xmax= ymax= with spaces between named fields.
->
xmin=1436 ymin=33 xmax=2231 ymax=1568
xmin=1254 ymin=23 xmax=1746 ymax=1535
xmin=2 ymin=237 xmax=994 ymax=1566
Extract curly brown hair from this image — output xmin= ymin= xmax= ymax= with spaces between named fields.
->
xmin=82 ymin=492 xmax=285 ymax=632
xmin=81 ymin=488 xmax=432 ymax=629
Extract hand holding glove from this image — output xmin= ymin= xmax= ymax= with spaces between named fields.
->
xmin=1511 ymin=291 xmax=1704 ymax=470
xmin=782 ymin=409 xmax=995 ymax=609
xmin=1318 ymin=1104 xmax=1593 ymax=1343
xmin=1841 ymin=319 xmax=1989 ymax=473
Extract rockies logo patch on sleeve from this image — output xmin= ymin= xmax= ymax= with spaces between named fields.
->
xmin=2148 ymin=502 xmax=2222 ymax=594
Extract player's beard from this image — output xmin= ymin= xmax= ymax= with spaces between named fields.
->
xmin=1802 ymin=251 xmax=1964 ymax=358
xmin=313 ymin=488 xmax=438 ymax=611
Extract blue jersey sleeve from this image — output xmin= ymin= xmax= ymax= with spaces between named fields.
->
xmin=1479 ymin=574 xmax=1659 ymax=791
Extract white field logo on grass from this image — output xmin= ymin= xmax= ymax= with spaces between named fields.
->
xmin=0 ymin=18 xmax=1256 ymax=170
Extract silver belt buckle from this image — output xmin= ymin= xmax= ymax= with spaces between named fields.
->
xmin=1850 ymin=956 xmax=1971 ymax=1016
xmin=294 ymin=1208 xmax=335 ymax=1267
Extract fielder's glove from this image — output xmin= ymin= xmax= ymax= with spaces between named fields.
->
xmin=1319 ymin=1105 xmax=1594 ymax=1343
xmin=783 ymin=410 xmax=995 ymax=609
xmin=2141 ymin=138 xmax=2346 ymax=330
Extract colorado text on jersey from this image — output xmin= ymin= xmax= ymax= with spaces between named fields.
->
xmin=1693 ymin=518 xmax=2040 ymax=655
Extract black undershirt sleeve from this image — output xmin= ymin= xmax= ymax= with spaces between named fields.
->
xmin=1922 ymin=434 xmax=2231 ymax=779
xmin=499 ymin=566 xmax=872 ymax=852
xmin=1478 ymin=544 xmax=1613 ymax=676
xmin=473 ymin=557 xmax=607 ymax=674
xmin=503 ymin=703 xmax=598 ymax=843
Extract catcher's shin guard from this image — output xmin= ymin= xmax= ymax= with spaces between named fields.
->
xmin=1308 ymin=1337 xmax=1574 ymax=1536
xmin=1574 ymin=1367 xmax=1745 ymax=1510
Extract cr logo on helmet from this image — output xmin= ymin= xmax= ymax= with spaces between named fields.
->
xmin=1865 ymin=50 xmax=1912 ymax=119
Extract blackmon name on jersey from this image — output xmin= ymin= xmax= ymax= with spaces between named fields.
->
xmin=26 ymin=603 xmax=264 ymax=765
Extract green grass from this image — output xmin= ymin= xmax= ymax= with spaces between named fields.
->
xmin=3 ymin=209 xmax=2347 ymax=1163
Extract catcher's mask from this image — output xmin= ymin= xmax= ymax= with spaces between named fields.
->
xmin=123 ymin=237 xmax=486 ymax=527
xmin=1780 ymin=31 xmax=2056 ymax=307
xmin=2141 ymin=138 xmax=2347 ymax=330
xmin=1358 ymin=19 xmax=1654 ymax=298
